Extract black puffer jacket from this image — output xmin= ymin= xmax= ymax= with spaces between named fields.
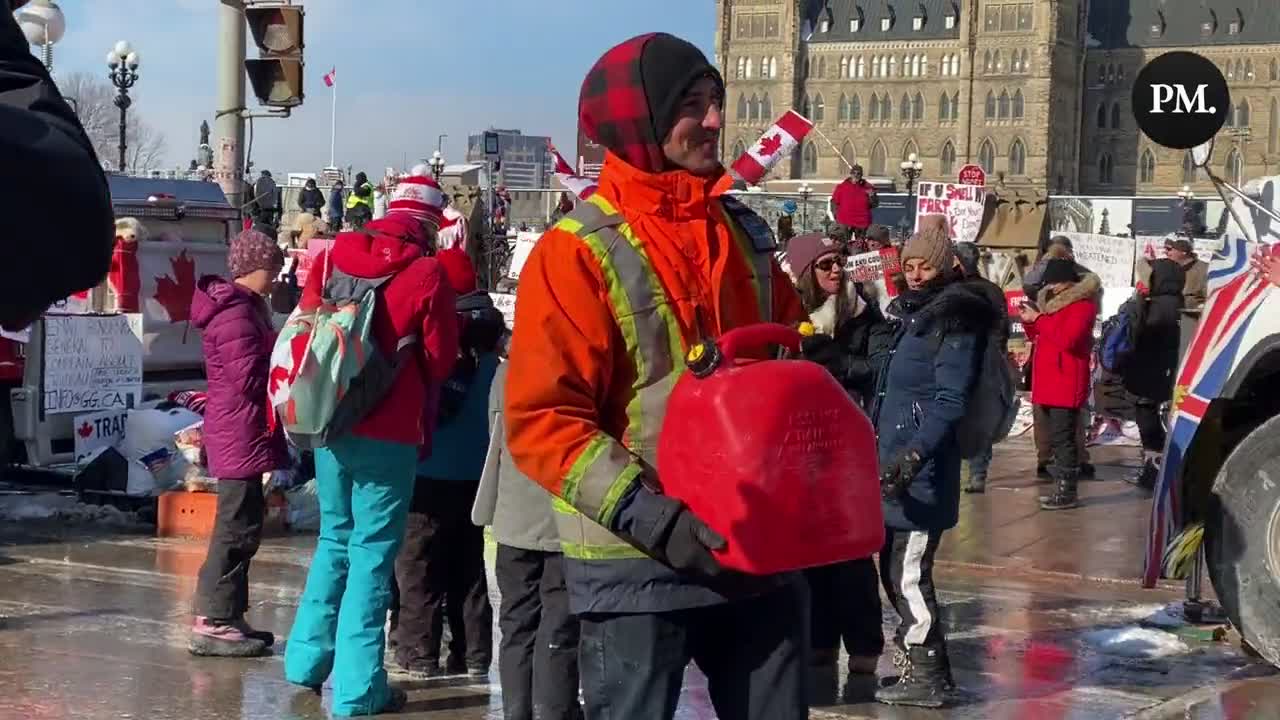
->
xmin=1 ymin=10 xmax=112 ymax=329
xmin=1124 ymin=259 xmax=1185 ymax=403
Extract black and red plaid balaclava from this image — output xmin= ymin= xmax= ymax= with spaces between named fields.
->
xmin=578 ymin=33 xmax=724 ymax=173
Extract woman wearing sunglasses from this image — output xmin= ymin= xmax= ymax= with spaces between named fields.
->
xmin=784 ymin=233 xmax=888 ymax=702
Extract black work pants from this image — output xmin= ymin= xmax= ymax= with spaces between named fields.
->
xmin=879 ymin=529 xmax=944 ymax=650
xmin=804 ymin=557 xmax=884 ymax=659
xmin=495 ymin=546 xmax=582 ymax=720
xmin=1134 ymin=400 xmax=1167 ymax=453
xmin=578 ymin=578 xmax=809 ymax=720
xmin=392 ymin=478 xmax=493 ymax=668
xmin=194 ymin=478 xmax=265 ymax=620
xmin=1045 ymin=407 xmax=1082 ymax=480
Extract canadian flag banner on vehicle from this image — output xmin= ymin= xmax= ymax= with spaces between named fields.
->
xmin=323 ymin=68 xmax=336 ymax=87
xmin=730 ymin=111 xmax=815 ymax=187
xmin=548 ymin=140 xmax=598 ymax=200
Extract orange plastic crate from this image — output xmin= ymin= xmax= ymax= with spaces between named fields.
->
xmin=157 ymin=490 xmax=218 ymax=539
xmin=157 ymin=488 xmax=291 ymax=539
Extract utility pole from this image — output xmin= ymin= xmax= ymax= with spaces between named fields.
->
xmin=215 ymin=0 xmax=247 ymax=215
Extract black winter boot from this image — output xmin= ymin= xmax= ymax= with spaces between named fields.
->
xmin=1125 ymin=459 xmax=1158 ymax=491
xmin=1039 ymin=475 xmax=1080 ymax=510
xmin=874 ymin=645 xmax=956 ymax=708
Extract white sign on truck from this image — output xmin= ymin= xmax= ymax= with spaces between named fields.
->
xmin=42 ymin=314 xmax=144 ymax=415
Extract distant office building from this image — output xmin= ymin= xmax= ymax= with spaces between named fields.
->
xmin=466 ymin=129 xmax=553 ymax=189
xmin=577 ymin=125 xmax=606 ymax=179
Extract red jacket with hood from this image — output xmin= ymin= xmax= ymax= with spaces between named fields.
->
xmin=300 ymin=214 xmax=459 ymax=448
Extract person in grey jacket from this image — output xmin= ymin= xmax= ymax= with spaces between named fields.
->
xmin=2 ymin=3 xmax=113 ymax=331
xmin=474 ymin=362 xmax=583 ymax=720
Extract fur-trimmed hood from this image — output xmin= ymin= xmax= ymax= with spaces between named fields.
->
xmin=808 ymin=280 xmax=873 ymax=335
xmin=891 ymin=279 xmax=997 ymax=336
xmin=1037 ymin=271 xmax=1102 ymax=314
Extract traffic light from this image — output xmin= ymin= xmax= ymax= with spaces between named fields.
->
xmin=244 ymin=6 xmax=304 ymax=108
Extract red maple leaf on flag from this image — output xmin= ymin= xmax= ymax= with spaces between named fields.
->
xmin=154 ymin=251 xmax=197 ymax=323
xmin=758 ymin=133 xmax=784 ymax=158
xmin=77 ymin=421 xmax=94 ymax=439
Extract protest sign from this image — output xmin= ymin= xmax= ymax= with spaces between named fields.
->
xmin=490 ymin=292 xmax=517 ymax=330
xmin=507 ymin=232 xmax=540 ymax=280
xmin=845 ymin=248 xmax=901 ymax=314
xmin=73 ymin=408 xmax=129 ymax=464
xmin=42 ymin=314 xmax=143 ymax=415
xmin=914 ymin=182 xmax=986 ymax=244
xmin=1058 ymin=232 xmax=1137 ymax=290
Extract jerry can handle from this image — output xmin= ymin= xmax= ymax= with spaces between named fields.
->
xmin=718 ymin=323 xmax=803 ymax=364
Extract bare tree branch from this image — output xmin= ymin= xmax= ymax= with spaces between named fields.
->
xmin=58 ymin=71 xmax=169 ymax=173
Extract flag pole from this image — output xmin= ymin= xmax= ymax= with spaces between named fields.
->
xmin=329 ymin=72 xmax=337 ymax=168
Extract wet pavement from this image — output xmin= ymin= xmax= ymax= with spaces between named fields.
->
xmin=1 ymin=437 xmax=1278 ymax=719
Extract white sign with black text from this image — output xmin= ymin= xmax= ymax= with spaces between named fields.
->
xmin=42 ymin=314 xmax=144 ymax=415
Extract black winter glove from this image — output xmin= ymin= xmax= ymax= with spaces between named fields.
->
xmin=880 ymin=450 xmax=923 ymax=500
xmin=800 ymin=334 xmax=848 ymax=378
xmin=612 ymin=485 xmax=728 ymax=579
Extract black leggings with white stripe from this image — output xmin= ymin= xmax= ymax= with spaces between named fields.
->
xmin=879 ymin=529 xmax=944 ymax=650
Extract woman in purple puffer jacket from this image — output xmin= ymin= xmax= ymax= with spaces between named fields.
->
xmin=188 ymin=228 xmax=289 ymax=658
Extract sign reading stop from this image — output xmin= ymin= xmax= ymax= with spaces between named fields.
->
xmin=957 ymin=164 xmax=986 ymax=186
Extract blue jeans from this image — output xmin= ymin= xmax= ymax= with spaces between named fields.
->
xmin=284 ymin=434 xmax=416 ymax=716
xmin=966 ymin=446 xmax=993 ymax=482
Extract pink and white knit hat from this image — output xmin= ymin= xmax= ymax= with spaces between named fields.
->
xmin=388 ymin=170 xmax=445 ymax=227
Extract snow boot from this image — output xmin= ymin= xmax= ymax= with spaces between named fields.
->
xmin=378 ymin=687 xmax=409 ymax=714
xmin=233 ymin=618 xmax=275 ymax=647
xmin=963 ymin=475 xmax=987 ymax=494
xmin=390 ymin=657 xmax=444 ymax=680
xmin=808 ymin=650 xmax=840 ymax=707
xmin=189 ymin=617 xmax=270 ymax=657
xmin=874 ymin=645 xmax=956 ymax=708
xmin=1039 ymin=475 xmax=1080 ymax=511
xmin=1125 ymin=460 xmax=1158 ymax=491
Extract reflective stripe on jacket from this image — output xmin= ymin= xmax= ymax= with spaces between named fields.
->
xmin=504 ymin=153 xmax=803 ymax=612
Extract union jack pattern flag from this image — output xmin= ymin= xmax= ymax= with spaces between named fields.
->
xmin=1143 ymin=225 xmax=1272 ymax=586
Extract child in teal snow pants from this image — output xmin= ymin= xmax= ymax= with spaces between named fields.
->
xmin=285 ymin=434 xmax=417 ymax=716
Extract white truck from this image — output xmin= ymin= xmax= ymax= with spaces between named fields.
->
xmin=0 ymin=175 xmax=238 ymax=471
xmin=1143 ymin=139 xmax=1280 ymax=666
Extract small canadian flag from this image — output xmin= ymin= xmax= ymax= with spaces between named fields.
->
xmin=323 ymin=67 xmax=336 ymax=87
xmin=730 ymin=110 xmax=815 ymax=187
xmin=548 ymin=139 xmax=599 ymax=200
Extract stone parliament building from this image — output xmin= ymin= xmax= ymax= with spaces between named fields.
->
xmin=717 ymin=0 xmax=1280 ymax=195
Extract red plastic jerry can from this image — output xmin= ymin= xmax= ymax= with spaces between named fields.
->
xmin=657 ymin=323 xmax=884 ymax=575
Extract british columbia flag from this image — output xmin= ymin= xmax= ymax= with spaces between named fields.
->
xmin=1142 ymin=227 xmax=1273 ymax=586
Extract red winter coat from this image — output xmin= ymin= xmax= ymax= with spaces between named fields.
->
xmin=832 ymin=178 xmax=875 ymax=228
xmin=1024 ymin=294 xmax=1097 ymax=409
xmin=190 ymin=276 xmax=289 ymax=479
xmin=299 ymin=215 xmax=459 ymax=449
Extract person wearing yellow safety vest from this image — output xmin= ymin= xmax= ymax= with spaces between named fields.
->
xmin=345 ymin=171 xmax=375 ymax=230
xmin=504 ymin=34 xmax=809 ymax=719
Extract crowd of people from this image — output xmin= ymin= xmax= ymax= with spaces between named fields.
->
xmin=10 ymin=2 xmax=1280 ymax=716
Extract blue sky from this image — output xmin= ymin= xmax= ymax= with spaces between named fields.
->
xmin=45 ymin=0 xmax=715 ymax=176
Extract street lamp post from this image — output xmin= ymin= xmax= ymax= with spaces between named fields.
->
xmin=798 ymin=182 xmax=812 ymax=231
xmin=106 ymin=40 xmax=140 ymax=173
xmin=429 ymin=150 xmax=446 ymax=182
xmin=900 ymin=152 xmax=924 ymax=239
xmin=16 ymin=0 xmax=65 ymax=73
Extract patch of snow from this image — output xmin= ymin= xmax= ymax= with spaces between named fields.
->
xmin=1141 ymin=604 xmax=1186 ymax=629
xmin=1082 ymin=626 xmax=1190 ymax=658
xmin=0 ymin=493 xmax=137 ymax=525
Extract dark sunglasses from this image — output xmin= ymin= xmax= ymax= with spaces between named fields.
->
xmin=815 ymin=257 xmax=844 ymax=272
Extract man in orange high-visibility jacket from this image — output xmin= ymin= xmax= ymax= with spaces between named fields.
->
xmin=504 ymin=33 xmax=809 ymax=720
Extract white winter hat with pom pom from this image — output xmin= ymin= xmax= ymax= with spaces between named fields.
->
xmin=388 ymin=166 xmax=445 ymax=227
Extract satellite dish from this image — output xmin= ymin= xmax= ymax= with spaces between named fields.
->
xmin=1192 ymin=139 xmax=1215 ymax=169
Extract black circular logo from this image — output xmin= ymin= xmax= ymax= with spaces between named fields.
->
xmin=1132 ymin=52 xmax=1230 ymax=150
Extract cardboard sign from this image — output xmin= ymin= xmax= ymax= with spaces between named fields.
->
xmin=42 ymin=314 xmax=143 ymax=415
xmin=507 ymin=232 xmax=540 ymax=280
xmin=1058 ymin=232 xmax=1137 ymax=290
xmin=489 ymin=292 xmax=516 ymax=330
xmin=73 ymin=408 xmax=129 ymax=464
xmin=914 ymin=182 xmax=987 ymax=244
